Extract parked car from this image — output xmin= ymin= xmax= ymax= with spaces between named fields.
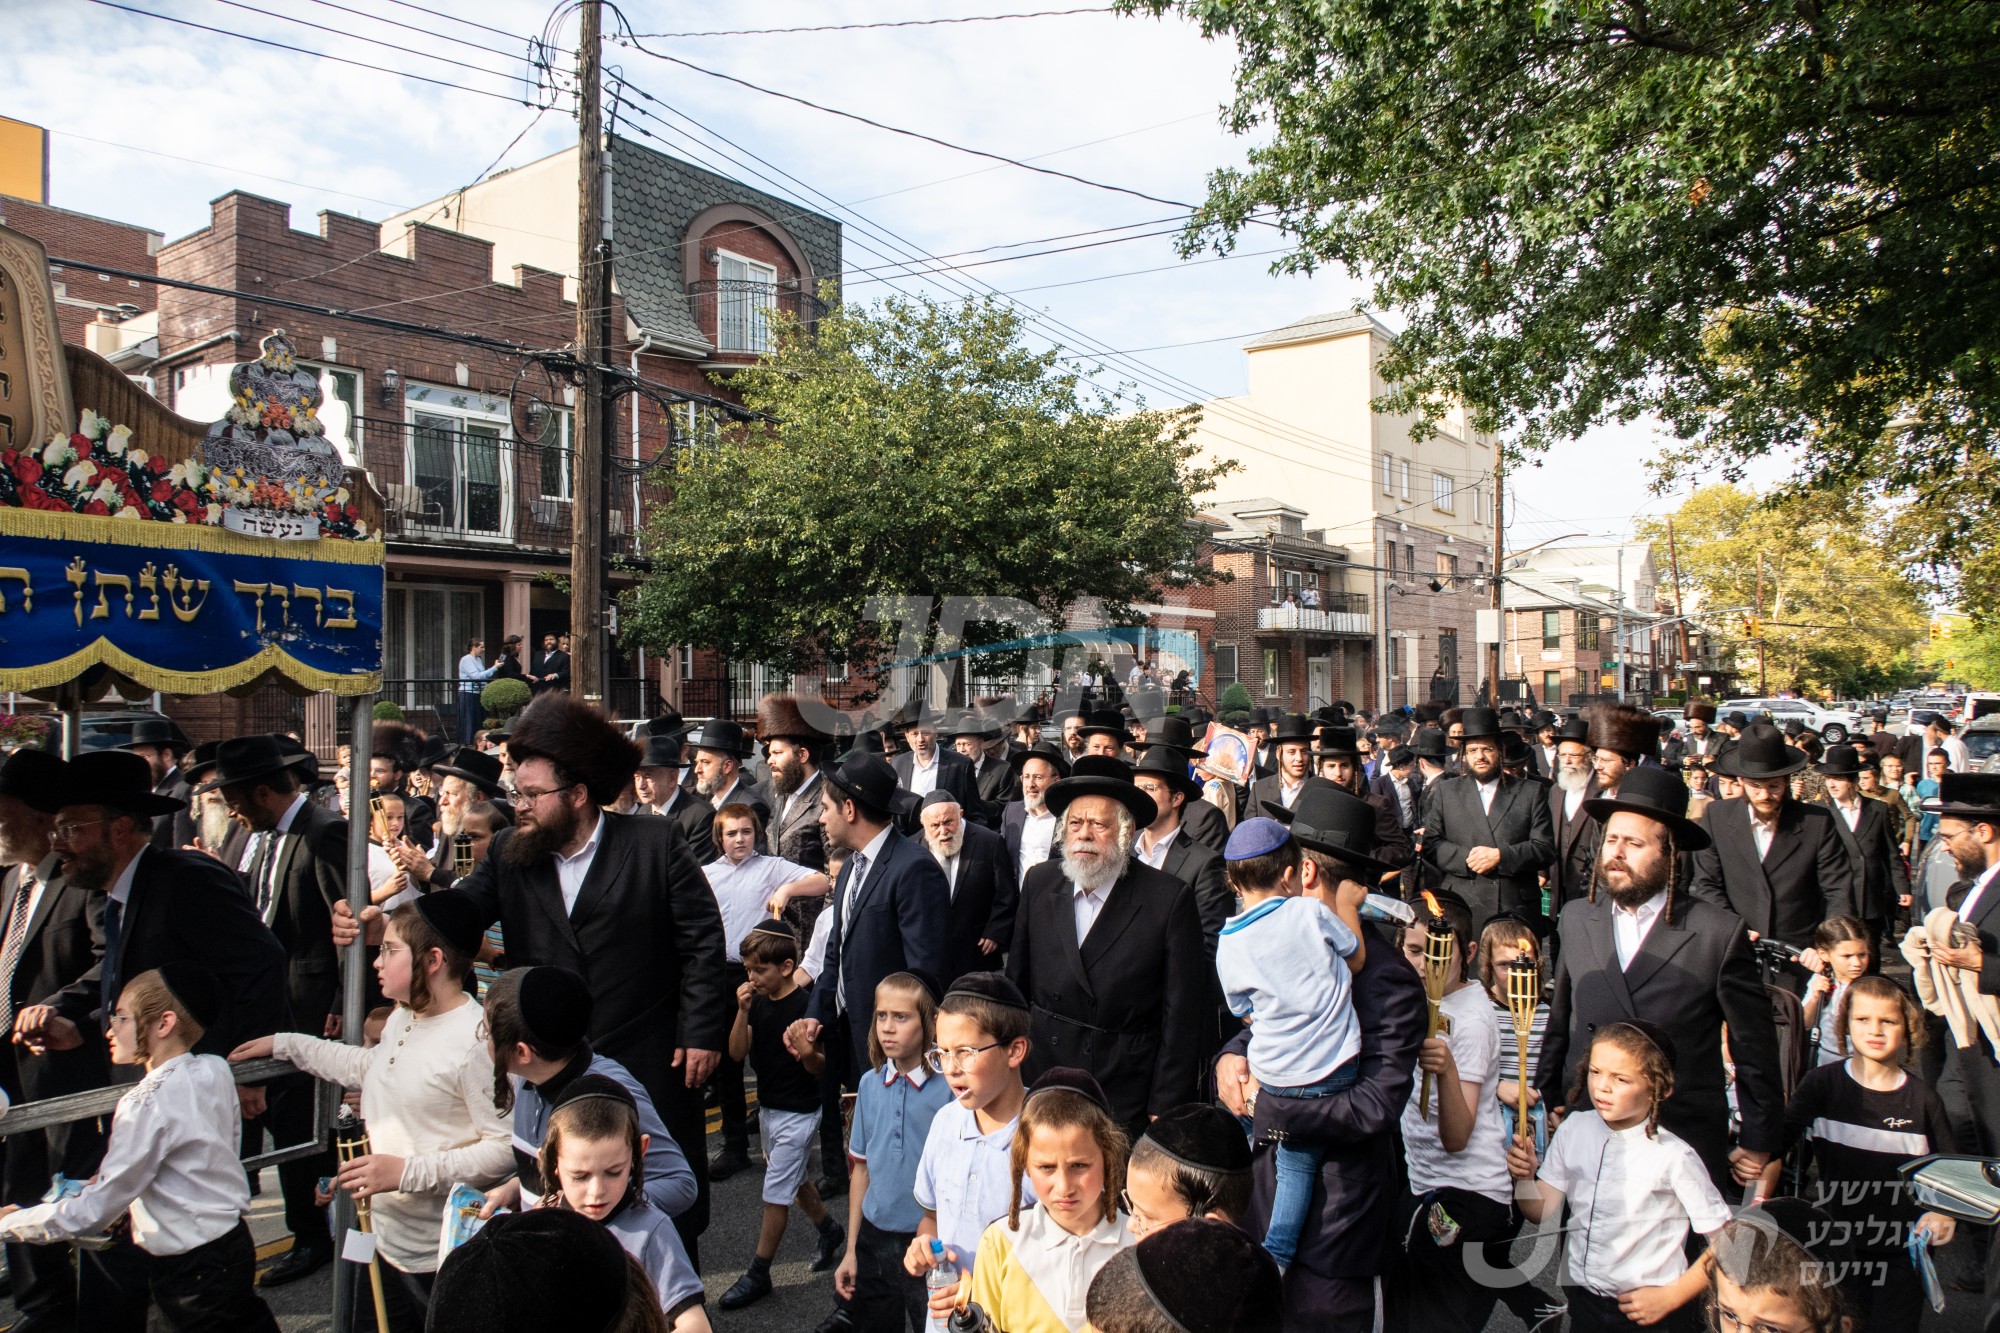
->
xmin=28 ymin=708 xmax=174 ymax=754
xmin=1963 ymin=714 xmax=2000 ymax=769
xmin=1717 ymin=697 xmax=1862 ymax=743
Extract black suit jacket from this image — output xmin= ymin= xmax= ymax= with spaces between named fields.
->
xmin=1180 ymin=798 xmax=1229 ymax=854
xmin=1368 ymin=770 xmax=1424 ymax=832
xmin=532 ymin=649 xmax=570 ymax=692
xmin=1662 ymin=731 xmax=1724 ymax=772
xmin=51 ymin=847 xmax=288 ymax=1058
xmin=890 ymin=750 xmax=980 ymax=833
xmin=0 ymin=858 xmax=109 ymax=1116
xmin=1820 ymin=796 xmax=1909 ymax=924
xmin=1008 ymin=858 xmax=1207 ymax=1129
xmin=967 ymin=755 xmax=1017 ymax=828
xmin=434 ymin=813 xmax=730 ymax=1111
xmin=148 ymin=769 xmax=196 ymax=851
xmin=706 ymin=776 xmax=771 ymax=826
xmin=261 ymin=801 xmax=349 ymax=1033
xmin=808 ymin=827 xmax=950 ymax=1077
xmin=1420 ymin=773 xmax=1557 ymax=906
xmin=1539 ymin=891 xmax=1785 ymax=1176
xmin=1546 ymin=777 xmax=1603 ymax=907
xmin=658 ymin=786 xmax=718 ymax=865
xmin=1689 ymin=797 xmax=1857 ymax=946
xmin=1155 ymin=830 xmax=1231 ymax=958
xmin=938 ymin=821 xmax=1018 ymax=984
xmin=1001 ymin=801 xmax=1059 ymax=873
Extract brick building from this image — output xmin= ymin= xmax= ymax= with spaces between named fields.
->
xmin=1204 ymin=501 xmax=1373 ymax=712
xmin=0 ymin=194 xmax=160 ymax=346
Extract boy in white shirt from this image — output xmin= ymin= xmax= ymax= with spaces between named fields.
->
xmin=1215 ymin=817 xmax=1361 ymax=1268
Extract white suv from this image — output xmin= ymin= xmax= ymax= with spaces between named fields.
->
xmin=1718 ymin=697 xmax=1863 ymax=744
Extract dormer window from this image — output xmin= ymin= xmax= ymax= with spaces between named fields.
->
xmin=715 ymin=251 xmax=777 ymax=353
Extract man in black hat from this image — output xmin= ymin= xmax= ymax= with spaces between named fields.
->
xmin=1689 ymin=724 xmax=1855 ymax=966
xmin=529 ymin=631 xmax=569 ymax=694
xmin=890 ymin=713 xmax=978 ymax=824
xmin=1663 ymin=701 xmax=1724 ymax=773
xmin=1249 ymin=713 xmax=1317 ymax=816
xmin=1527 ymin=710 xmax=1560 ymax=779
xmin=1539 ymin=765 xmax=1784 ymax=1191
xmin=633 ymin=730 xmax=717 ymax=864
xmin=1309 ymin=726 xmax=1411 ymax=872
xmin=948 ymin=714 xmax=1016 ymax=829
xmin=916 ymin=789 xmax=1018 ymax=986
xmin=337 ymin=693 xmax=731 ymax=1259
xmin=687 ymin=719 xmax=771 ymax=823
xmin=1132 ymin=716 xmax=1229 ymax=854
xmin=370 ymin=722 xmax=437 ymax=852
xmin=1817 ymin=744 xmax=1907 ymax=951
xmin=1418 ymin=708 xmax=1555 ymax=927
xmin=1130 ymin=747 xmax=1230 ymax=955
xmin=388 ymin=746 xmax=512 ymax=893
xmin=1001 ymin=741 xmax=1068 ymax=886
xmin=759 ymin=695 xmax=832 ymax=889
xmin=25 ymin=751 xmax=288 ymax=1332
xmin=1546 ymin=714 xmax=1603 ymax=909
xmin=1216 ymin=785 xmax=1426 ymax=1332
xmin=0 ymin=751 xmax=106 ymax=1331
xmin=1368 ymin=745 xmax=1424 ymax=838
xmin=200 ymin=734 xmax=348 ymax=1283
xmin=121 ymin=716 xmax=195 ymax=851
xmin=1007 ymin=756 xmax=1208 ymax=1131
xmin=792 ymin=752 xmax=948 ymax=1084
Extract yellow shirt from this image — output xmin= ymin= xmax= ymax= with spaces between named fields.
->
xmin=966 ymin=1207 xmax=1132 ymax=1333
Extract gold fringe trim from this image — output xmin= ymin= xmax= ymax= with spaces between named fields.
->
xmin=0 ymin=506 xmax=385 ymax=566
xmin=0 ymin=639 xmax=380 ymax=697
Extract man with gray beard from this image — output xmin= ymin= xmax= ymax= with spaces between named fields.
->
xmin=1006 ymin=755 xmax=1208 ymax=1133
xmin=1537 ymin=765 xmax=1782 ymax=1190
xmin=1545 ymin=715 xmax=1602 ymax=909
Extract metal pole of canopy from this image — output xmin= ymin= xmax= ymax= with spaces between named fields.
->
xmin=332 ymin=690 xmax=376 ymax=1332
xmin=60 ymin=683 xmax=81 ymax=759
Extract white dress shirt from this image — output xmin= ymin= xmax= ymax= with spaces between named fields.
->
xmin=1073 ymin=882 xmax=1111 ymax=944
xmin=1613 ymin=888 xmax=1670 ymax=969
xmin=1134 ymin=825 xmax=1178 ymax=870
xmin=0 ymin=1053 xmax=247 ymax=1256
xmin=554 ymin=811 xmax=606 ymax=915
xmin=1563 ymin=786 xmax=1587 ymax=822
xmin=703 ymin=853 xmax=813 ymax=961
xmin=1477 ymin=778 xmax=1500 ymax=815
xmin=933 ymin=848 xmax=960 ymax=899
xmin=907 ymin=751 xmax=941 ymax=798
xmin=837 ymin=825 xmax=895 ymax=1012
xmin=1018 ymin=809 xmax=1057 ymax=883
xmin=1278 ymin=779 xmax=1305 ymax=810
xmin=1834 ymin=798 xmax=1864 ymax=832
xmin=1750 ymin=806 xmax=1778 ymax=861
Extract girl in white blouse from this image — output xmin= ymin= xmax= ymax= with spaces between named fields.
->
xmin=232 ymin=897 xmax=512 ymax=1333
xmin=0 ymin=965 xmax=278 ymax=1332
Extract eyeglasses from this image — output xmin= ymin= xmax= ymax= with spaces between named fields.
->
xmin=510 ymin=783 xmax=577 ymax=808
xmin=50 ymin=818 xmax=109 ymax=844
xmin=924 ymin=1042 xmax=1001 ymax=1073
xmin=1715 ymin=1307 xmax=1811 ymax=1333
xmin=108 ymin=1011 xmax=135 ymax=1028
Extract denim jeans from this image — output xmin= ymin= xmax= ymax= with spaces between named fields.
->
xmin=1243 ymin=1056 xmax=1359 ymax=1266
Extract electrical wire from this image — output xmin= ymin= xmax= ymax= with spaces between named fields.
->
xmin=200 ymin=0 xmax=530 ymax=81
xmin=628 ymin=9 xmax=1114 ymax=38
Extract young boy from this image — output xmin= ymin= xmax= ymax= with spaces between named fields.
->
xmin=904 ymin=972 xmax=1033 ymax=1284
xmin=1215 ymin=816 xmax=1363 ymax=1268
xmin=1390 ymin=891 xmax=1531 ymax=1333
xmin=719 ymin=922 xmax=844 ymax=1310
xmin=0 ymin=965 xmax=277 ymax=1332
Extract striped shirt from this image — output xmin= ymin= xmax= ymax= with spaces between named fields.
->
xmin=1779 ymin=1058 xmax=1955 ymax=1254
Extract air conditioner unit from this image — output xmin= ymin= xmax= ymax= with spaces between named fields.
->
xmin=609 ymin=511 xmax=628 ymax=537
xmin=531 ymin=498 xmax=565 ymax=526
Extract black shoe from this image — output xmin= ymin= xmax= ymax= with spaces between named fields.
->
xmin=815 ymin=1172 xmax=848 ymax=1198
xmin=709 ymin=1145 xmax=754 ymax=1181
xmin=813 ymin=1305 xmax=855 ymax=1333
xmin=258 ymin=1243 xmax=331 ymax=1288
xmin=718 ymin=1267 xmax=773 ymax=1311
xmin=811 ymin=1222 xmax=845 ymax=1273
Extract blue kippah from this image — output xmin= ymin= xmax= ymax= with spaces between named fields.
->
xmin=1224 ymin=816 xmax=1291 ymax=861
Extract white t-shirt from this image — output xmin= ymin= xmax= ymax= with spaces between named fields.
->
xmin=1216 ymin=896 xmax=1359 ymax=1086
xmin=1400 ymin=983 xmax=1511 ymax=1204
xmin=1538 ymin=1111 xmax=1731 ymax=1296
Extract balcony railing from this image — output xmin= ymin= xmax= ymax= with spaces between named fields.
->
xmin=685 ymin=280 xmax=827 ymax=356
xmin=1257 ymin=597 xmax=1371 ymax=636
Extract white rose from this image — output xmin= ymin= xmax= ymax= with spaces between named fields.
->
xmin=114 ymin=505 xmax=142 ymax=520
xmin=42 ymin=439 xmax=71 ymax=467
xmin=63 ymin=463 xmax=98 ymax=490
xmin=77 ymin=408 xmax=102 ymax=439
xmin=106 ymin=425 xmax=132 ymax=456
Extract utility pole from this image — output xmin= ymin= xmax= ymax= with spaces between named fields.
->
xmin=1615 ymin=545 xmax=1626 ymax=703
xmin=570 ymin=0 xmax=609 ymax=704
xmin=1666 ymin=516 xmax=1690 ymax=700
xmin=1487 ymin=449 xmax=1503 ymax=706
xmin=1755 ymin=554 xmax=1767 ymax=695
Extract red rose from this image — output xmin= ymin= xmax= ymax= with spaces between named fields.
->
xmin=344 ymin=502 xmax=359 ymax=519
xmin=171 ymin=490 xmax=199 ymax=513
xmin=0 ymin=450 xmax=15 ymax=470
xmin=83 ymin=500 xmax=109 ymax=517
xmin=70 ymin=433 xmax=90 ymax=453
xmin=15 ymin=457 xmax=43 ymax=485
xmin=148 ymin=454 xmax=169 ymax=475
xmin=152 ymin=480 xmax=174 ymax=502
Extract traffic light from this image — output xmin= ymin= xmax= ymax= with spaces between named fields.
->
xmin=1741 ymin=616 xmax=1763 ymax=639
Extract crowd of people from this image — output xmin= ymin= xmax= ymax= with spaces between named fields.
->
xmin=0 ymin=685 xmax=1992 ymax=1333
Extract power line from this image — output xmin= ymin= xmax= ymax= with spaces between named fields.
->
xmin=292 ymin=0 xmax=527 ymax=62
xmin=199 ymin=0 xmax=529 ymax=81
xmin=373 ymin=0 xmax=522 ymax=42
xmin=629 ymin=8 xmax=1113 ymax=38
xmin=846 ymin=112 xmax=1212 ymax=206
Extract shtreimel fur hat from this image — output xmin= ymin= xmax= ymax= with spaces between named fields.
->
xmin=503 ymin=693 xmax=641 ymax=806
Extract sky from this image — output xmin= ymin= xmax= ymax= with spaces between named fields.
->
xmin=6 ymin=0 xmax=1787 ymax=550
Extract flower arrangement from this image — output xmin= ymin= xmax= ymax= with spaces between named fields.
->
xmin=0 ymin=713 xmax=53 ymax=751
xmin=0 ymin=409 xmax=372 ymax=540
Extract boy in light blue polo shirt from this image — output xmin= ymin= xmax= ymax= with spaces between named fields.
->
xmin=906 ymin=973 xmax=1033 ymax=1286
xmin=1216 ymin=817 xmax=1362 ymax=1269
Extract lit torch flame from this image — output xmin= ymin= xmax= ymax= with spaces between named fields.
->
xmin=1420 ymin=890 xmax=1442 ymax=919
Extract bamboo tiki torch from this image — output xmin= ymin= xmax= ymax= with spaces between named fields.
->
xmin=334 ymin=1106 xmax=391 ymax=1333
xmin=1418 ymin=891 xmax=1455 ymax=1121
xmin=452 ymin=832 xmax=474 ymax=879
xmin=1505 ymin=958 xmax=1540 ymax=1137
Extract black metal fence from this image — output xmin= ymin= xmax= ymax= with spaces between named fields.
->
xmin=684 ymin=279 xmax=827 ymax=354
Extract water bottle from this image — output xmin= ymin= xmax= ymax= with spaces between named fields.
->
xmin=926 ymin=1238 xmax=960 ymax=1331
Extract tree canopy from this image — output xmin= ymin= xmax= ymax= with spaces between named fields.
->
xmin=1638 ymin=485 xmax=1928 ymax=698
xmin=622 ymin=295 xmax=1232 ymax=676
xmin=1126 ymin=0 xmax=1999 ymax=551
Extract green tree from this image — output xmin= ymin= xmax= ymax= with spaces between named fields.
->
xmin=1125 ymin=0 xmax=2000 ymax=550
xmin=1637 ymin=485 xmax=1928 ymax=698
xmin=623 ymin=296 xmax=1233 ymax=675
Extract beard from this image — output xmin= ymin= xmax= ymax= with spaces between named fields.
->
xmin=1556 ymin=765 xmax=1591 ymax=795
xmin=199 ymin=800 xmax=237 ymax=850
xmin=438 ymin=803 xmax=466 ymax=839
xmin=1023 ymin=791 xmax=1048 ymax=816
xmin=1061 ymin=826 xmax=1133 ymax=893
xmin=1599 ymin=847 xmax=1673 ymax=909
xmin=1948 ymin=839 xmax=1993 ymax=880
xmin=695 ymin=769 xmax=729 ymax=799
xmin=503 ymin=799 xmax=581 ymax=866
xmin=926 ymin=828 xmax=963 ymax=860
xmin=769 ymin=757 xmax=804 ymax=797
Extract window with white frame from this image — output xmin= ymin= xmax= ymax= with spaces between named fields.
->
xmin=404 ymin=384 xmax=512 ymax=538
xmin=1399 ymin=459 xmax=1412 ymax=501
xmin=675 ymin=401 xmax=724 ymax=458
xmin=1214 ymin=644 xmax=1239 ymax=692
xmin=715 ymin=251 xmax=778 ymax=353
xmin=1433 ymin=471 xmax=1455 ymax=512
xmin=1381 ymin=453 xmax=1394 ymax=494
xmin=533 ymin=405 xmax=575 ymax=500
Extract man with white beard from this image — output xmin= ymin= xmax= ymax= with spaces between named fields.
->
xmin=384 ymin=747 xmax=510 ymax=891
xmin=917 ymin=790 xmax=1017 ymax=985
xmin=1005 ymin=755 xmax=1208 ymax=1133
xmin=1546 ymin=715 xmax=1602 ymax=909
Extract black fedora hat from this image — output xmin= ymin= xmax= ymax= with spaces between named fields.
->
xmin=119 ymin=716 xmax=189 ymax=753
xmin=1076 ymin=709 xmax=1131 ymax=745
xmin=941 ymin=712 xmax=1003 ymax=743
xmin=182 ymin=740 xmax=222 ymax=785
xmin=1008 ymin=701 xmax=1043 ymax=728
xmin=0 ymin=750 xmax=67 ymax=814
xmin=636 ymin=733 xmax=685 ymax=771
xmin=434 ymin=746 xmax=508 ymax=799
xmin=645 ymin=708 xmax=689 ymax=740
xmin=1921 ymin=772 xmax=2000 ymax=822
xmin=1581 ymin=764 xmax=1711 ymax=849
xmin=1047 ymin=754 xmax=1157 ymax=829
xmin=1716 ymin=723 xmax=1807 ymax=779
xmin=1456 ymin=707 xmax=1504 ymax=741
xmin=193 ymin=735 xmax=314 ymax=795
xmin=1311 ymin=726 xmax=1362 ymax=759
xmin=1556 ymin=714 xmax=1592 ymax=745
xmin=63 ymin=750 xmax=185 ymax=815
xmin=1132 ymin=714 xmax=1207 ymax=758
xmin=825 ymin=752 xmax=920 ymax=818
xmin=1815 ymin=744 xmax=1866 ymax=779
xmin=1407 ymin=726 xmax=1450 ymax=761
xmin=1267 ymin=783 xmax=1399 ymax=877
xmin=1131 ymin=746 xmax=1203 ymax=803
xmin=1007 ymin=740 xmax=1072 ymax=779
xmin=1527 ymin=710 xmax=1560 ymax=732
xmin=685 ymin=718 xmax=755 ymax=759
xmin=1266 ymin=712 xmax=1316 ymax=745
